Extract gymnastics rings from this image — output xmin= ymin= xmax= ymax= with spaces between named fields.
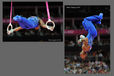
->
xmin=45 ymin=1 xmax=55 ymax=31
xmin=7 ymin=23 xmax=14 ymax=35
xmin=46 ymin=19 xmax=55 ymax=31
xmin=7 ymin=0 xmax=14 ymax=35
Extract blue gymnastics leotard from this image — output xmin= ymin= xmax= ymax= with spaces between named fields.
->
xmin=13 ymin=15 xmax=39 ymax=29
xmin=82 ymin=13 xmax=103 ymax=47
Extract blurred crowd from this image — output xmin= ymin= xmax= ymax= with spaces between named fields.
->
xmin=65 ymin=36 xmax=110 ymax=74
xmin=64 ymin=57 xmax=110 ymax=74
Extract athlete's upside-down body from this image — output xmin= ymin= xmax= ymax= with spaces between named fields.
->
xmin=78 ymin=13 xmax=103 ymax=60
xmin=7 ymin=15 xmax=54 ymax=35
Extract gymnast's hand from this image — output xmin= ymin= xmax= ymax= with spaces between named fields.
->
xmin=49 ymin=26 xmax=54 ymax=31
xmin=46 ymin=26 xmax=54 ymax=31
xmin=7 ymin=23 xmax=14 ymax=35
xmin=7 ymin=29 xmax=14 ymax=35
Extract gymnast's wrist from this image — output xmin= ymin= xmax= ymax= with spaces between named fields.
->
xmin=46 ymin=25 xmax=50 ymax=30
xmin=10 ymin=29 xmax=14 ymax=33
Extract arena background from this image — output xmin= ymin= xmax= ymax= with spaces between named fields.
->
xmin=0 ymin=0 xmax=113 ymax=76
xmin=64 ymin=5 xmax=110 ymax=74
xmin=3 ymin=2 xmax=63 ymax=42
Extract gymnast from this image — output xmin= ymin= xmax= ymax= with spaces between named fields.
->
xmin=78 ymin=13 xmax=103 ymax=60
xmin=7 ymin=15 xmax=54 ymax=35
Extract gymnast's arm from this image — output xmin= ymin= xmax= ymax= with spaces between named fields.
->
xmin=7 ymin=26 xmax=23 ymax=35
xmin=38 ymin=17 xmax=54 ymax=31
xmin=38 ymin=17 xmax=47 ymax=29
xmin=13 ymin=27 xmax=23 ymax=32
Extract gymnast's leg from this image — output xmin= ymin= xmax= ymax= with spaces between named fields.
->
xmin=7 ymin=26 xmax=23 ymax=35
xmin=86 ymin=20 xmax=97 ymax=39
